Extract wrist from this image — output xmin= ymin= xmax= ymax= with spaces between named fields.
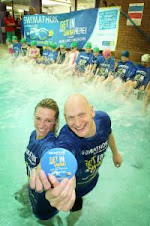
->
xmin=112 ymin=149 xmax=119 ymax=155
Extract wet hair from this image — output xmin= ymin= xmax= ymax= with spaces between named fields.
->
xmin=34 ymin=98 xmax=59 ymax=135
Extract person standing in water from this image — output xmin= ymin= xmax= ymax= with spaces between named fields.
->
xmin=24 ymin=98 xmax=60 ymax=220
xmin=30 ymin=94 xmax=122 ymax=216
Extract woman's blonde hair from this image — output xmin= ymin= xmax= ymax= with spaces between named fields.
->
xmin=34 ymin=98 xmax=59 ymax=135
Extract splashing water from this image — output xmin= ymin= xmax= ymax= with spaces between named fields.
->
xmin=0 ymin=54 xmax=150 ymax=226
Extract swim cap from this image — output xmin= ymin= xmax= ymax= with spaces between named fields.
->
xmin=6 ymin=38 xmax=11 ymax=43
xmin=103 ymin=49 xmax=111 ymax=58
xmin=50 ymin=42 xmax=57 ymax=49
xmin=70 ymin=41 xmax=78 ymax=48
xmin=41 ymin=148 xmax=78 ymax=181
xmin=141 ymin=54 xmax=150 ymax=63
xmin=60 ymin=43 xmax=66 ymax=48
xmin=49 ymin=41 xmax=53 ymax=48
xmin=121 ymin=50 xmax=129 ymax=58
xmin=12 ymin=36 xmax=18 ymax=40
xmin=85 ymin=42 xmax=92 ymax=49
xmin=30 ymin=40 xmax=37 ymax=46
xmin=21 ymin=38 xmax=26 ymax=44
xmin=93 ymin=47 xmax=100 ymax=53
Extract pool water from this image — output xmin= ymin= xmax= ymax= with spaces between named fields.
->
xmin=0 ymin=55 xmax=150 ymax=226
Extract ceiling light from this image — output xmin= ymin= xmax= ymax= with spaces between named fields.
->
xmin=42 ymin=0 xmax=71 ymax=7
xmin=6 ymin=6 xmax=12 ymax=10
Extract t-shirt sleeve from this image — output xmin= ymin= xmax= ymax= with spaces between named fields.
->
xmin=128 ymin=62 xmax=136 ymax=79
xmin=109 ymin=58 xmax=115 ymax=72
xmin=95 ymin=111 xmax=112 ymax=137
xmin=102 ymin=112 xmax=112 ymax=135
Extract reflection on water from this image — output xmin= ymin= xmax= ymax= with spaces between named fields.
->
xmin=0 ymin=54 xmax=150 ymax=226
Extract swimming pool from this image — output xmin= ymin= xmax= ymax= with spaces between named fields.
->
xmin=0 ymin=55 xmax=150 ymax=226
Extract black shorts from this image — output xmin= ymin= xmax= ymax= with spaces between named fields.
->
xmin=70 ymin=197 xmax=83 ymax=212
xmin=29 ymin=188 xmax=58 ymax=220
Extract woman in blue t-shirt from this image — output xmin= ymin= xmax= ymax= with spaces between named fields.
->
xmin=24 ymin=98 xmax=59 ymax=220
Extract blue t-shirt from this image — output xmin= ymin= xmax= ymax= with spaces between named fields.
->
xmin=96 ymin=56 xmax=115 ymax=78
xmin=75 ymin=51 xmax=93 ymax=72
xmin=42 ymin=48 xmax=50 ymax=59
xmin=56 ymin=111 xmax=111 ymax=197
xmin=24 ymin=131 xmax=57 ymax=220
xmin=89 ymin=54 xmax=101 ymax=64
xmin=132 ymin=64 xmax=148 ymax=87
xmin=13 ymin=42 xmax=21 ymax=58
xmin=47 ymin=50 xmax=58 ymax=64
xmin=25 ymin=131 xmax=56 ymax=177
xmin=115 ymin=60 xmax=135 ymax=81
xmin=41 ymin=49 xmax=51 ymax=64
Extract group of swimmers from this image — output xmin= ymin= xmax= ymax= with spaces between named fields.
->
xmin=5 ymin=36 xmax=150 ymax=113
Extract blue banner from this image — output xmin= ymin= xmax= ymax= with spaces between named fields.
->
xmin=23 ymin=7 xmax=120 ymax=50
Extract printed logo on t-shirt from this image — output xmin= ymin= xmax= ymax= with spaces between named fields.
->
xmin=81 ymin=140 xmax=108 ymax=174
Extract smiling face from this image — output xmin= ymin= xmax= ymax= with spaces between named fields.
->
xmin=64 ymin=95 xmax=96 ymax=138
xmin=34 ymin=107 xmax=56 ymax=139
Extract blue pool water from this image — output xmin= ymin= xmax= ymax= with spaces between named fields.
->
xmin=0 ymin=55 xmax=150 ymax=226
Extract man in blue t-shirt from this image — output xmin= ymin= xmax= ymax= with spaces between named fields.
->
xmin=30 ymin=94 xmax=122 ymax=216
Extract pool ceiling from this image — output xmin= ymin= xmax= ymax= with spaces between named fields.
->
xmin=4 ymin=0 xmax=94 ymax=8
